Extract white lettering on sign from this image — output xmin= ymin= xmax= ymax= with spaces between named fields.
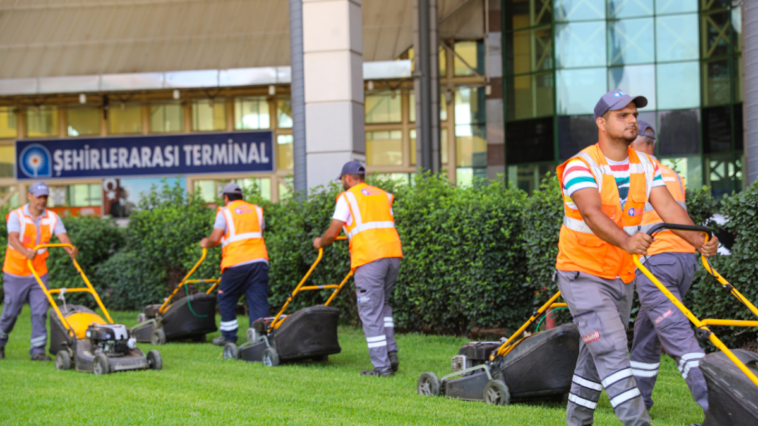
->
xmin=50 ymin=141 xmax=270 ymax=176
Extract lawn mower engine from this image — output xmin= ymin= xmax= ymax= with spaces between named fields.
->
xmin=451 ymin=342 xmax=501 ymax=372
xmin=85 ymin=324 xmax=137 ymax=357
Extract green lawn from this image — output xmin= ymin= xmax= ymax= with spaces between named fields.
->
xmin=0 ymin=306 xmax=704 ymax=425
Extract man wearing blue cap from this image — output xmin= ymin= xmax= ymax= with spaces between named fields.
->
xmin=314 ymin=161 xmax=403 ymax=376
xmin=630 ymin=121 xmax=710 ymax=417
xmin=555 ymin=90 xmax=718 ymax=426
xmin=1 ymin=182 xmax=78 ymax=361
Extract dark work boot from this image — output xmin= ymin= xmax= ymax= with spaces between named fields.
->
xmin=31 ymin=353 xmax=51 ymax=361
xmin=212 ymin=336 xmax=235 ymax=347
xmin=0 ymin=347 xmax=4 ymax=360
xmin=360 ymin=368 xmax=393 ymax=377
xmin=388 ymin=351 xmax=399 ymax=372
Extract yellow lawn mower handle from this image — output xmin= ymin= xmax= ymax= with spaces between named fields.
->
xmin=633 ymin=223 xmax=758 ymax=388
xmin=158 ymin=247 xmax=220 ymax=315
xmin=27 ymin=243 xmax=114 ymax=338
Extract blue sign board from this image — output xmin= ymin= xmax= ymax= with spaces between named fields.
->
xmin=15 ymin=131 xmax=274 ymax=180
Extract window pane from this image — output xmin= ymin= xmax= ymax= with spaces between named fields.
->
xmin=734 ymin=103 xmax=743 ymax=151
xmin=67 ymin=107 xmax=100 ymax=137
xmin=279 ymin=177 xmax=294 ymax=201
xmin=558 ymin=115 xmax=596 ymax=161
xmin=656 ymin=14 xmax=698 ymax=62
xmin=366 ymin=130 xmax=403 ymax=166
xmin=507 ymin=117 xmax=554 ymax=164
xmin=656 ymin=62 xmax=700 ymax=110
xmin=234 ymin=97 xmax=270 ymax=130
xmin=658 ymin=109 xmax=700 ymax=156
xmin=557 ymin=67 xmax=607 ymax=115
xmin=365 ymin=91 xmax=401 ymax=123
xmin=277 ymin=98 xmax=293 ymax=128
xmin=456 ymin=124 xmax=487 ymax=167
xmin=555 ymin=0 xmax=605 ymax=21
xmin=702 ymin=11 xmax=732 ymax=59
xmin=733 ymin=7 xmax=742 ymax=52
xmin=655 ymin=0 xmax=697 ymax=15
xmin=507 ymin=73 xmax=555 ymax=120
xmin=454 ymin=41 xmax=483 ymax=76
xmin=0 ymin=145 xmax=14 ymax=177
xmin=192 ymin=99 xmax=226 ymax=132
xmin=232 ymin=178 xmax=271 ymax=201
xmin=607 ymin=18 xmax=654 ymax=65
xmin=505 ymin=0 xmax=552 ymax=31
xmin=150 ymin=102 xmax=183 ymax=133
xmin=607 ymin=0 xmax=653 ymax=18
xmin=608 ymin=65 xmax=656 ymax=110
xmin=556 ymin=22 xmax=607 ymax=68
xmin=735 ymin=56 xmax=743 ymax=102
xmin=27 ymin=106 xmax=58 ymax=138
xmin=454 ymin=87 xmax=486 ymax=125
xmin=702 ymin=59 xmax=732 ymax=107
xmin=116 ymin=178 xmax=185 ymax=216
xmin=660 ymin=156 xmax=702 ymax=189
xmin=456 ymin=167 xmax=488 ymax=187
xmin=69 ymin=184 xmax=102 ymax=207
xmin=409 ymin=92 xmax=447 ymax=122
xmin=706 ymin=154 xmax=741 ymax=198
xmin=507 ymin=163 xmax=553 ymax=194
xmin=0 ymin=107 xmax=17 ymax=138
xmin=277 ymin=134 xmax=294 ymax=170
xmin=109 ymin=103 xmax=142 ymax=135
xmin=0 ymin=186 xmax=20 ymax=208
xmin=505 ymin=27 xmax=553 ymax=76
xmin=194 ymin=180 xmax=216 ymax=203
xmin=410 ymin=129 xmax=416 ymax=166
xmin=702 ymin=106 xmax=732 ymax=154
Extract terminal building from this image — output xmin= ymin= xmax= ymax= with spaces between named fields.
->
xmin=0 ymin=0 xmax=752 ymax=216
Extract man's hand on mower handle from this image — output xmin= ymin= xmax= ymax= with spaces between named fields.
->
xmin=623 ymin=232 xmax=653 ymax=255
xmin=66 ymin=246 xmax=79 ymax=260
xmin=24 ymin=248 xmax=36 ymax=260
xmin=700 ymin=235 xmax=719 ymax=257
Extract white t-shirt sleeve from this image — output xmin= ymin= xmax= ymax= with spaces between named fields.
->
xmin=332 ymin=195 xmax=352 ymax=226
xmin=52 ymin=213 xmax=66 ymax=236
xmin=6 ymin=211 xmax=20 ymax=234
xmin=213 ymin=211 xmax=227 ymax=232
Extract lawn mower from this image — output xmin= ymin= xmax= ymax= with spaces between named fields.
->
xmin=131 ymin=247 xmax=219 ymax=345
xmin=222 ymin=237 xmax=350 ymax=366
xmin=634 ymin=223 xmax=758 ymax=426
xmin=417 ymin=292 xmax=580 ymax=405
xmin=33 ymin=244 xmax=162 ymax=375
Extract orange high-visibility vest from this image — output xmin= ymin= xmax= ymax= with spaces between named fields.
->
xmin=640 ymin=159 xmax=695 ymax=256
xmin=556 ymin=144 xmax=655 ymax=283
xmin=3 ymin=207 xmax=59 ymax=276
xmin=339 ymin=183 xmax=403 ymax=269
xmin=218 ymin=200 xmax=268 ymax=272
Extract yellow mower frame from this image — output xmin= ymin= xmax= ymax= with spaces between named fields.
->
xmin=157 ymin=247 xmax=220 ymax=315
xmin=268 ymin=236 xmax=352 ymax=332
xmin=633 ymin=223 xmax=758 ymax=389
xmin=28 ymin=243 xmax=114 ymax=338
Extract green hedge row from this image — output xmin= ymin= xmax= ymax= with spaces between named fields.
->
xmin=0 ymin=174 xmax=755 ymax=346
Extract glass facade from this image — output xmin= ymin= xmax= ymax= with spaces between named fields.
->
xmin=27 ymin=106 xmax=59 ymax=138
xmin=192 ymin=99 xmax=226 ymax=132
xmin=504 ymin=0 xmax=744 ymax=197
xmin=67 ymin=106 xmax=101 ymax=137
xmin=0 ymin=107 xmax=17 ymax=138
xmin=109 ymin=103 xmax=142 ymax=135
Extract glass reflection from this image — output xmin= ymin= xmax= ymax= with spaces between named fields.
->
xmin=657 ymin=109 xmax=700 ymax=156
xmin=507 ymin=73 xmax=555 ymax=120
xmin=366 ymin=130 xmax=403 ymax=166
xmin=507 ymin=117 xmax=554 ymax=163
xmin=655 ymin=0 xmax=697 ymax=15
xmin=656 ymin=14 xmax=698 ymax=62
xmin=608 ymin=65 xmax=656 ymax=110
xmin=660 ymin=156 xmax=702 ymax=189
xmin=607 ymin=0 xmax=653 ymax=19
xmin=507 ymin=163 xmax=553 ymax=194
xmin=607 ymin=18 xmax=654 ymax=65
xmin=656 ymin=62 xmax=700 ymax=110
xmin=702 ymin=106 xmax=732 ymax=154
xmin=702 ymin=59 xmax=731 ymax=107
xmin=558 ymin=115 xmax=596 ymax=161
xmin=555 ymin=0 xmax=605 ymax=22
xmin=506 ymin=27 xmax=553 ymax=75
xmin=557 ymin=68 xmax=608 ymax=115
xmin=504 ymin=0 xmax=552 ymax=31
xmin=365 ymin=91 xmax=402 ymax=123
xmin=706 ymin=154 xmax=741 ymax=198
xmin=556 ymin=22 xmax=607 ymax=68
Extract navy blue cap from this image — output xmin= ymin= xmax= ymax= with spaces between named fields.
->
xmin=28 ymin=181 xmax=49 ymax=197
xmin=337 ymin=161 xmax=366 ymax=179
xmin=637 ymin=119 xmax=656 ymax=139
xmin=594 ymin=89 xmax=648 ymax=120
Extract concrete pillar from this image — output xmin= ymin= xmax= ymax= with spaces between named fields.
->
xmin=303 ymin=0 xmax=364 ymax=190
xmin=413 ymin=0 xmax=441 ymax=174
xmin=289 ymin=0 xmax=308 ymax=196
xmin=744 ymin=1 xmax=758 ymax=185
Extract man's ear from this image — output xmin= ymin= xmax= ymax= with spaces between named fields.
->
xmin=596 ymin=116 xmax=606 ymax=132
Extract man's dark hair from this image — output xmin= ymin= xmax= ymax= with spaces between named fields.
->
xmin=224 ymin=193 xmax=243 ymax=201
xmin=348 ymin=173 xmax=365 ymax=181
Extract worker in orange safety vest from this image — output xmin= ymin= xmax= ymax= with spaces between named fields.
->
xmin=314 ymin=161 xmax=403 ymax=377
xmin=200 ymin=183 xmax=269 ymax=347
xmin=1 ymin=182 xmax=78 ymax=361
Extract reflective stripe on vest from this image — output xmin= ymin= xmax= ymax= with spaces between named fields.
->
xmin=220 ymin=205 xmax=264 ymax=247
xmin=3 ymin=207 xmax=57 ymax=276
xmin=343 ymin=191 xmax=396 ymax=240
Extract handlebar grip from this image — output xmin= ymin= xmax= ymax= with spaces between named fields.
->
xmin=645 ymin=223 xmax=713 ymax=239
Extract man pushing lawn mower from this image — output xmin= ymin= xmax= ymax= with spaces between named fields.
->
xmin=314 ymin=161 xmax=402 ymax=377
xmin=200 ymin=183 xmax=269 ymax=347
xmin=555 ymin=90 xmax=719 ymax=426
xmin=0 ymin=182 xmax=78 ymax=361
xmin=629 ymin=121 xmax=710 ymax=417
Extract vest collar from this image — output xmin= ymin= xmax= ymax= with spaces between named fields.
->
xmin=587 ymin=143 xmax=641 ymax=166
xmin=22 ymin=204 xmax=48 ymax=220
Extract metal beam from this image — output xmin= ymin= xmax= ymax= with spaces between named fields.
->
xmin=289 ymin=0 xmax=307 ymax=197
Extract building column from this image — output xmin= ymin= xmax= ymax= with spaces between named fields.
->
xmin=414 ymin=0 xmax=441 ymax=174
xmin=486 ymin=0 xmax=504 ymax=181
xmin=744 ymin=1 xmax=758 ymax=185
xmin=303 ymin=0 xmax=364 ymax=190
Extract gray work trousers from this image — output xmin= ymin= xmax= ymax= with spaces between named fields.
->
xmin=0 ymin=273 xmax=50 ymax=355
xmin=631 ymin=252 xmax=708 ymax=413
xmin=556 ymin=270 xmax=650 ymax=426
xmin=353 ymin=257 xmax=400 ymax=371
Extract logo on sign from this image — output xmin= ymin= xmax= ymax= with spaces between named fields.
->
xmin=19 ymin=144 xmax=52 ymax=178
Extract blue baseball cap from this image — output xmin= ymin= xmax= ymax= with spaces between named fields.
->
xmin=594 ymin=89 xmax=648 ymax=120
xmin=637 ymin=119 xmax=656 ymax=139
xmin=219 ymin=182 xmax=242 ymax=196
xmin=337 ymin=161 xmax=366 ymax=180
xmin=28 ymin=182 xmax=49 ymax=197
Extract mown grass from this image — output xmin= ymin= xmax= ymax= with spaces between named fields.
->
xmin=0 ymin=306 xmax=703 ymax=425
